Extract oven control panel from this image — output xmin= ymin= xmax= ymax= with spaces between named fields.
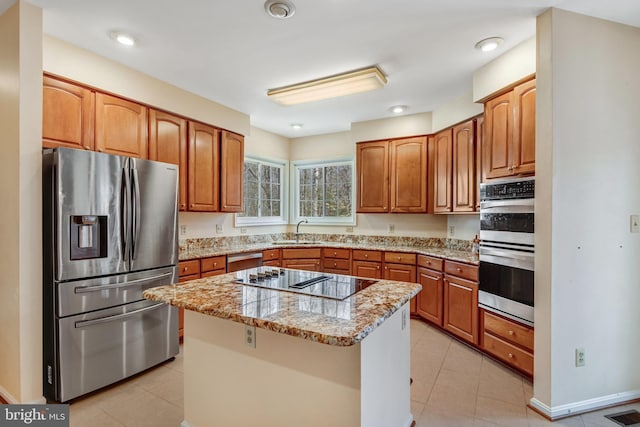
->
xmin=480 ymin=178 xmax=534 ymax=201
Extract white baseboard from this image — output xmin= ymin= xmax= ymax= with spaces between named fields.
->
xmin=0 ymin=385 xmax=17 ymax=404
xmin=530 ymin=389 xmax=640 ymax=419
xmin=180 ymin=420 xmax=194 ymax=427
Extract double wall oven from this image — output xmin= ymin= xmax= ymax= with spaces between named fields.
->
xmin=479 ymin=177 xmax=535 ymax=326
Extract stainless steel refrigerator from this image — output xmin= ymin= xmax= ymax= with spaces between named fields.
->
xmin=42 ymin=147 xmax=179 ymax=403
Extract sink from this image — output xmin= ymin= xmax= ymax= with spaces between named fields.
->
xmin=272 ymin=240 xmax=319 ymax=245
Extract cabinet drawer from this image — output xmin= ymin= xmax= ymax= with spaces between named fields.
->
xmin=201 ymin=256 xmax=226 ymax=273
xmin=178 ymin=273 xmax=200 ymax=283
xmin=323 ymin=258 xmax=350 ymax=271
xmin=352 ymin=250 xmax=382 ymax=262
xmin=482 ymin=310 xmax=534 ymax=351
xmin=282 ymin=248 xmax=321 ymax=259
xmin=178 ymin=260 xmax=200 ymax=277
xmin=323 ymin=248 xmax=350 ymax=259
xmin=483 ymin=333 xmax=533 ymax=376
xmin=201 ymin=269 xmax=226 ymax=278
xmin=263 ymin=248 xmax=281 ymax=261
xmin=417 ymin=255 xmax=443 ymax=271
xmin=444 ymin=260 xmax=478 ymax=281
xmin=262 ymin=259 xmax=281 ymax=268
xmin=384 ymin=252 xmax=416 ymax=265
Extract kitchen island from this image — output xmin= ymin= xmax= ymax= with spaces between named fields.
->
xmin=143 ymin=268 xmax=421 ymax=427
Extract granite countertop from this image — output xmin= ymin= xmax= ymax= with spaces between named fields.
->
xmin=180 ymin=242 xmax=479 ymax=265
xmin=143 ymin=271 xmax=422 ymax=346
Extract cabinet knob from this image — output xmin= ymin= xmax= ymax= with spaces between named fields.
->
xmin=333 ymin=252 xmax=337 ymax=256
xmin=426 ymin=261 xmax=431 ymax=265
xmin=213 ymin=262 xmax=217 ymax=267
xmin=190 ymin=204 xmax=194 ymax=208
xmin=456 ymin=268 xmax=462 ymax=272
xmin=333 ymin=262 xmax=337 ymax=267
xmin=98 ymin=148 xmax=103 ymax=152
xmin=376 ymin=266 xmax=380 ymax=270
xmin=397 ymin=256 xmax=401 ymax=260
xmin=508 ymin=330 xmax=514 ymax=336
xmin=183 ymin=267 xmax=187 ymax=272
xmin=384 ymin=266 xmax=388 ymax=270
xmin=364 ymin=254 xmax=368 ymax=258
xmin=84 ymin=145 xmax=90 ymax=150
xmin=508 ymin=353 xmax=514 ymax=359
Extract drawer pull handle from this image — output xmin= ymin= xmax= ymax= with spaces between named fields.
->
xmin=183 ymin=267 xmax=188 ymax=272
xmin=508 ymin=353 xmax=514 ymax=359
xmin=333 ymin=262 xmax=337 ymax=267
xmin=397 ymin=256 xmax=401 ymax=260
xmin=376 ymin=266 xmax=380 ymax=270
xmin=508 ymin=330 xmax=514 ymax=336
xmin=456 ymin=268 xmax=462 ymax=272
xmin=365 ymin=254 xmax=368 ymax=258
xmin=333 ymin=252 xmax=337 ymax=256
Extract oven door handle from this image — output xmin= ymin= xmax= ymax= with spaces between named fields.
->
xmin=480 ymin=247 xmax=534 ymax=261
xmin=480 ymin=199 xmax=534 ymax=210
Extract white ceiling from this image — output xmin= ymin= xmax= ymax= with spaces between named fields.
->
xmin=2 ymin=0 xmax=639 ymax=137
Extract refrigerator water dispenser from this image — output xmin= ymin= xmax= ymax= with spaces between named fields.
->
xmin=70 ymin=215 xmax=107 ymax=260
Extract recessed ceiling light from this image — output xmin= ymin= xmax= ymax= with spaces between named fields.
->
xmin=109 ymin=31 xmax=136 ymax=47
xmin=265 ymin=0 xmax=296 ymax=19
xmin=475 ymin=37 xmax=503 ymax=52
xmin=390 ymin=105 xmax=407 ymax=114
xmin=291 ymin=123 xmax=303 ymax=130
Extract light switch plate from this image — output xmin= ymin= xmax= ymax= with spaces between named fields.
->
xmin=216 ymin=224 xmax=223 ymax=233
xmin=631 ymin=215 xmax=640 ymax=233
xmin=245 ymin=325 xmax=256 ymax=348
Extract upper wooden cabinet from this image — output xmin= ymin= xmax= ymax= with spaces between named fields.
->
xmin=483 ymin=78 xmax=536 ymax=180
xmin=452 ymin=120 xmax=476 ymax=213
xmin=95 ymin=93 xmax=148 ymax=158
xmin=356 ymin=136 xmax=427 ymax=213
xmin=432 ymin=129 xmax=452 ymax=213
xmin=148 ymin=109 xmax=188 ymax=211
xmin=42 ymin=76 xmax=95 ymax=151
xmin=220 ymin=131 xmax=244 ymax=213
xmin=356 ymin=140 xmax=389 ymax=213
xmin=389 ymin=137 xmax=427 ymax=213
xmin=188 ymin=122 xmax=220 ymax=212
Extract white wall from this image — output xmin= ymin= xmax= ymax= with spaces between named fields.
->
xmin=447 ymin=215 xmax=480 ymax=241
xmin=533 ymin=8 xmax=640 ymax=417
xmin=431 ymin=92 xmax=483 ymax=133
xmin=351 ymin=113 xmax=432 ymax=142
xmin=0 ymin=0 xmax=43 ymax=403
xmin=289 ymin=131 xmax=353 ymax=161
xmin=473 ymin=37 xmax=536 ymax=102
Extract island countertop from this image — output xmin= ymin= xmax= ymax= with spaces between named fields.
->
xmin=143 ymin=270 xmax=421 ymax=347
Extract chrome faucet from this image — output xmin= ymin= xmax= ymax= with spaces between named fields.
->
xmin=295 ymin=219 xmax=308 ymax=243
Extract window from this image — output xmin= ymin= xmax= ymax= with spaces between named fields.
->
xmin=236 ymin=158 xmax=286 ymax=226
xmin=293 ymin=160 xmax=354 ymax=225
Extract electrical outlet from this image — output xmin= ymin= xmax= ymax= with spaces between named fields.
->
xmin=575 ymin=347 xmax=585 ymax=367
xmin=631 ymin=215 xmax=640 ymax=233
xmin=388 ymin=224 xmax=395 ymax=233
xmin=245 ymin=325 xmax=256 ymax=348
xmin=216 ymin=224 xmax=223 ymax=233
xmin=401 ymin=308 xmax=407 ymax=330
xmin=240 ymin=227 xmax=248 ymax=234
xmin=180 ymin=225 xmax=187 ymax=235
xmin=449 ymin=225 xmax=455 ymax=237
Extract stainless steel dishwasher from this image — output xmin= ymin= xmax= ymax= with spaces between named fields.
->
xmin=227 ymin=252 xmax=263 ymax=272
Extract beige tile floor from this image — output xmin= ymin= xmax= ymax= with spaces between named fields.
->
xmin=68 ymin=319 xmax=638 ymax=426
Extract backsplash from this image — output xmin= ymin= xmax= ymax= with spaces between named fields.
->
xmin=180 ymin=233 xmax=472 ymax=252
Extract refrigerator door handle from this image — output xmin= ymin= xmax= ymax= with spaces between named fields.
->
xmin=131 ymin=163 xmax=141 ymax=260
xmin=74 ymin=302 xmax=166 ymax=328
xmin=121 ymin=164 xmax=131 ymax=261
xmin=73 ymin=272 xmax=174 ymax=294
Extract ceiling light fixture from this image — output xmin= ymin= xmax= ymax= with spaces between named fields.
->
xmin=290 ymin=123 xmax=303 ymax=130
xmin=267 ymin=66 xmax=387 ymax=106
xmin=474 ymin=37 xmax=503 ymax=52
xmin=390 ymin=105 xmax=407 ymax=114
xmin=109 ymin=31 xmax=136 ymax=47
xmin=264 ymin=0 xmax=296 ymax=19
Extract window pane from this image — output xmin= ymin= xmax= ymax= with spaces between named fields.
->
xmin=295 ymin=162 xmax=353 ymax=222
xmin=239 ymin=159 xmax=284 ymax=222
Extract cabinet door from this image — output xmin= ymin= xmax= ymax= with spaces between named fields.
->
xmin=95 ymin=93 xmax=148 ymax=158
xmin=452 ymin=120 xmax=476 ymax=212
xmin=383 ymin=263 xmax=416 ymax=283
xmin=148 ymin=109 xmax=188 ymax=211
xmin=443 ymin=275 xmax=479 ymax=344
xmin=390 ymin=136 xmax=427 ymax=213
xmin=351 ymin=260 xmax=382 ymax=279
xmin=43 ymin=76 xmax=95 ymax=150
xmin=417 ymin=267 xmax=444 ymax=327
xmin=483 ymin=91 xmax=513 ymax=179
xmin=513 ymin=79 xmax=536 ymax=176
xmin=188 ymin=122 xmax=219 ymax=212
xmin=433 ymin=128 xmax=452 ymax=213
xmin=356 ymin=141 xmax=389 ymax=212
xmin=281 ymin=259 xmax=321 ymax=271
xmin=220 ymin=131 xmax=244 ymax=212
xmin=475 ymin=116 xmax=484 ymax=209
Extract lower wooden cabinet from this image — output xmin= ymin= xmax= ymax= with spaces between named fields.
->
xmin=416 ymin=267 xmax=444 ymax=327
xmin=323 ymin=248 xmax=351 ymax=275
xmin=281 ymin=248 xmax=321 ymax=271
xmin=480 ymin=309 xmax=534 ymax=376
xmin=443 ymin=260 xmax=479 ymax=345
xmin=262 ymin=249 xmax=281 ymax=267
xmin=351 ymin=260 xmax=381 ymax=278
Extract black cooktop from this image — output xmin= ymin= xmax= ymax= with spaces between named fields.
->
xmin=234 ymin=267 xmax=376 ymax=301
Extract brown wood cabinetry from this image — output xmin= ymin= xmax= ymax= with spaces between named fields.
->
xmin=178 ymin=260 xmax=202 ymax=340
xmin=383 ymin=251 xmax=417 ymax=314
xmin=351 ymin=250 xmax=382 ymax=278
xmin=443 ymin=260 xmax=479 ymax=345
xmin=42 ymin=76 xmax=95 ymax=150
xmin=416 ymin=255 xmax=444 ymax=326
xmin=356 ymin=141 xmax=389 ymax=213
xmin=262 ymin=249 xmax=281 ymax=267
xmin=95 ymin=93 xmax=148 ymax=158
xmin=432 ymin=129 xmax=452 ymax=213
xmin=220 ymin=131 xmax=244 ymax=213
xmin=356 ymin=136 xmax=427 ymax=213
xmin=484 ymin=78 xmax=536 ymax=180
xmin=481 ymin=309 xmax=534 ymax=376
xmin=452 ymin=120 xmax=476 ymax=212
xmin=389 ymin=137 xmax=427 ymax=213
xmin=200 ymin=255 xmax=226 ymax=277
xmin=322 ymin=248 xmax=351 ymax=275
xmin=148 ymin=109 xmax=188 ymax=210
xmin=188 ymin=122 xmax=220 ymax=212
xmin=281 ymin=248 xmax=321 ymax=271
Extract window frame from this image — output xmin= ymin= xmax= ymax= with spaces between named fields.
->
xmin=235 ymin=156 xmax=288 ymax=227
xmin=291 ymin=158 xmax=356 ymax=226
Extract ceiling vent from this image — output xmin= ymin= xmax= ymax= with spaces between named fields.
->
xmin=265 ymin=0 xmax=296 ymax=19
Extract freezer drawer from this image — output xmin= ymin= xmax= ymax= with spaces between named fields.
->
xmin=54 ymin=300 xmax=178 ymax=402
xmin=56 ymin=266 xmax=177 ymax=317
